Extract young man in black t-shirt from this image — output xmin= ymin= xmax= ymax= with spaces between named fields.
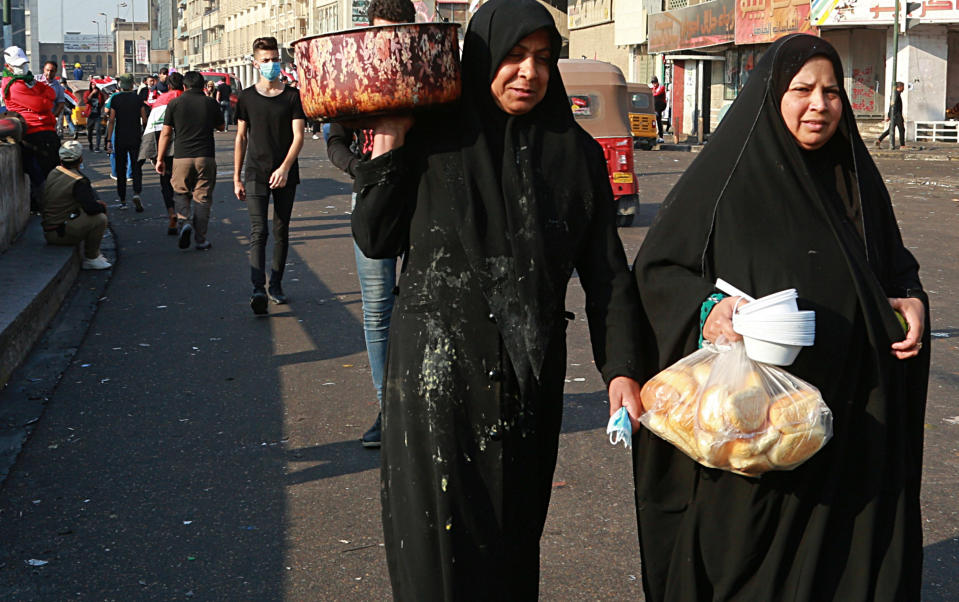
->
xmin=105 ymin=74 xmax=148 ymax=211
xmin=216 ymin=80 xmax=233 ymax=131
xmin=233 ymin=36 xmax=305 ymax=314
xmin=156 ymin=71 xmax=225 ymax=250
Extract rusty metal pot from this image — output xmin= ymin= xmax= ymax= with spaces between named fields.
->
xmin=293 ymin=23 xmax=462 ymax=123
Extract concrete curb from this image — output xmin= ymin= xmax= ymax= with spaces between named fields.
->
xmin=0 ymin=218 xmax=80 ymax=389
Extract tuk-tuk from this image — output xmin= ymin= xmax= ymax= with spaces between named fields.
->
xmin=626 ymin=83 xmax=658 ymax=150
xmin=558 ymin=59 xmax=638 ymax=227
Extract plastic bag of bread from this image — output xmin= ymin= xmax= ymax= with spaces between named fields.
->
xmin=639 ymin=339 xmax=832 ymax=477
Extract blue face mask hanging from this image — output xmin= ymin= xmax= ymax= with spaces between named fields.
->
xmin=259 ymin=61 xmax=281 ymax=81
xmin=606 ymin=406 xmax=633 ymax=449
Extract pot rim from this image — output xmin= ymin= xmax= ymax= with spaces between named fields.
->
xmin=291 ymin=21 xmax=462 ymax=49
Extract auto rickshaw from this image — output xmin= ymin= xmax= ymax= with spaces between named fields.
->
xmin=558 ymin=59 xmax=638 ymax=227
xmin=626 ymin=83 xmax=658 ymax=150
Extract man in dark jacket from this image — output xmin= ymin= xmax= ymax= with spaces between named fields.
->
xmin=877 ymin=81 xmax=905 ymax=149
xmin=41 ymin=141 xmax=111 ymax=270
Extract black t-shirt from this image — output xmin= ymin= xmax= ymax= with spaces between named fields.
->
xmin=216 ymin=82 xmax=232 ymax=105
xmin=108 ymin=91 xmax=146 ymax=147
xmin=164 ymin=89 xmax=224 ymax=159
xmin=235 ymin=86 xmax=305 ymax=185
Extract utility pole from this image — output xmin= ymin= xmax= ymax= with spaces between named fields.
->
xmin=890 ymin=0 xmax=900 ymax=150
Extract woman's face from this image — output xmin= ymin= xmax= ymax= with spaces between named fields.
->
xmin=779 ymin=56 xmax=843 ymax=150
xmin=490 ymin=29 xmax=552 ymax=116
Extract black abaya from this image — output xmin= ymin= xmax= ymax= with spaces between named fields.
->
xmin=350 ymin=1 xmax=642 ymax=599
xmin=632 ymin=34 xmax=930 ymax=601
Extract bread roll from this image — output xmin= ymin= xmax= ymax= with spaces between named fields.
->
xmin=727 ymin=427 xmax=779 ymax=459
xmin=667 ymin=397 xmax=700 ymax=455
xmin=725 ymin=386 xmax=769 ymax=433
xmin=743 ymin=368 xmax=764 ymax=389
xmin=729 ymin=453 xmax=774 ymax=476
xmin=767 ymin=423 xmax=827 ymax=467
xmin=697 ymin=385 xmax=728 ymax=432
xmin=768 ymin=390 xmax=823 ymax=434
xmin=696 ymin=430 xmax=732 ymax=467
xmin=641 ymin=369 xmax=699 ymax=412
xmin=691 ymin=362 xmax=713 ymax=387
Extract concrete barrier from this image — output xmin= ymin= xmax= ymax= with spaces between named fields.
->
xmin=0 ymin=142 xmax=31 ymax=254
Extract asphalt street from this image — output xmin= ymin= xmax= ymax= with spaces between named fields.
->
xmin=0 ymin=136 xmax=956 ymax=600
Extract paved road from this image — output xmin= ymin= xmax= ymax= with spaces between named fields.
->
xmin=0 ymin=138 xmax=956 ymax=599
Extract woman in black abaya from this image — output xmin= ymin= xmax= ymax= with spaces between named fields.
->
xmin=351 ymin=0 xmax=644 ymax=598
xmin=632 ymin=34 xmax=930 ymax=601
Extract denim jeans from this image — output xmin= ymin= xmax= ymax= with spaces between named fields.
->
xmin=246 ymin=180 xmax=296 ymax=288
xmin=351 ymin=192 xmax=397 ymax=407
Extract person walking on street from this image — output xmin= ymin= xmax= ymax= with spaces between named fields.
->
xmin=139 ymin=74 xmax=159 ymax=106
xmin=233 ymin=36 xmax=305 ymax=315
xmin=105 ymin=74 xmax=147 ymax=212
xmin=3 ymin=46 xmax=59 ymax=211
xmin=84 ymin=80 xmax=106 ymax=152
xmin=327 ymin=0 xmax=414 ymax=447
xmin=154 ymin=67 xmax=169 ymax=94
xmin=216 ymin=78 xmax=232 ymax=132
xmin=651 ymin=75 xmax=667 ymax=142
xmin=37 ymin=61 xmax=66 ymax=132
xmin=140 ymin=72 xmax=184 ymax=235
xmin=156 ymin=70 xmax=225 ymax=250
xmin=41 ymin=141 xmax=112 ymax=270
xmin=72 ymin=63 xmax=83 ymax=81
xmin=877 ymin=81 xmax=906 ymax=149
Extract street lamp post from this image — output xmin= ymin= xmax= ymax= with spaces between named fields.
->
xmin=92 ymin=19 xmax=101 ymax=76
xmin=98 ymin=12 xmax=108 ymax=75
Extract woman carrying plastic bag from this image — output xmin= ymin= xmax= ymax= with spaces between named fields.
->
xmin=630 ymin=34 xmax=929 ymax=601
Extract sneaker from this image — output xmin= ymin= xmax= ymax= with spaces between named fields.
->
xmin=167 ymin=215 xmax=178 ymax=235
xmin=361 ymin=413 xmax=382 ymax=448
xmin=656 ymin=137 xmax=665 ymax=143
xmin=82 ymin=254 xmax=112 ymax=270
xmin=267 ymin=284 xmax=288 ymax=305
xmin=133 ymin=195 xmax=143 ymax=212
xmin=178 ymin=222 xmax=193 ymax=249
xmin=110 ymin=174 xmax=117 ymax=180
xmin=250 ymin=288 xmax=268 ymax=315
xmin=195 ymin=239 xmax=212 ymax=250
xmin=312 ymin=133 xmax=320 ymax=140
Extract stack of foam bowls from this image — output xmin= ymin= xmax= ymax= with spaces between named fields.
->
xmin=731 ymin=289 xmax=815 ymax=366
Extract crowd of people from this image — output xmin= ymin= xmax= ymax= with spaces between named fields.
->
xmin=1 ymin=0 xmax=934 ymax=599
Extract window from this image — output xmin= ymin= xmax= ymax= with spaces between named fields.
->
xmin=724 ymin=48 xmax=759 ymax=100
xmin=437 ymin=2 xmax=469 ymax=23
xmin=86 ymin=54 xmax=92 ymax=63
xmin=96 ymin=55 xmax=102 ymax=67
xmin=630 ymin=93 xmax=651 ymax=110
xmin=125 ymin=40 xmax=135 ymax=54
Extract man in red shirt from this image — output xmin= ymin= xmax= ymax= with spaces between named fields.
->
xmin=3 ymin=46 xmax=59 ymax=210
xmin=650 ymin=75 xmax=667 ymax=142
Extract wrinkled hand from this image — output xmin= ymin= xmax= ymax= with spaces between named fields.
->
xmin=609 ymin=376 xmax=644 ymax=433
xmin=703 ymin=296 xmax=747 ymax=343
xmin=234 ymin=180 xmax=246 ymax=201
xmin=889 ymin=297 xmax=925 ymax=359
xmin=268 ymin=168 xmax=288 ymax=190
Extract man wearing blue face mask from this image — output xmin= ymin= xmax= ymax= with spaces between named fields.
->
xmin=233 ymin=36 xmax=305 ymax=314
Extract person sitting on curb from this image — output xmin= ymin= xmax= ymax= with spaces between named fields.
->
xmin=41 ymin=140 xmax=112 ymax=270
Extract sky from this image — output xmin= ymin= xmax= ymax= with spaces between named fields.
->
xmin=37 ymin=0 xmax=149 ymax=41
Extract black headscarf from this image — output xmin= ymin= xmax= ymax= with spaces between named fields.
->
xmin=455 ymin=0 xmax=602 ymax=389
xmin=632 ymin=35 xmax=929 ymax=599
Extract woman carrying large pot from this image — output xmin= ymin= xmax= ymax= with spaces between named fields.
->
xmin=351 ymin=0 xmax=644 ymax=597
xmin=632 ymin=34 xmax=930 ymax=600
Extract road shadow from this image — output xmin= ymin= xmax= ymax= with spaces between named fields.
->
xmin=636 ymin=201 xmax=662 ymax=228
xmin=924 ymin=536 xmax=959 ymax=601
xmin=285 ymin=440 xmax=381 ymax=486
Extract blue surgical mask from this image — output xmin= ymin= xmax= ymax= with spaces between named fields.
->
xmin=259 ymin=61 xmax=281 ymax=81
xmin=606 ymin=406 xmax=632 ymax=449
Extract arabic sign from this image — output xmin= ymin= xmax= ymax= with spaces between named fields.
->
xmin=352 ymin=0 xmax=370 ymax=26
xmin=135 ymin=40 xmax=149 ymax=65
xmin=569 ymin=0 xmax=613 ymax=30
xmin=648 ymin=0 xmax=736 ymax=53
xmin=64 ymin=33 xmax=114 ymax=53
xmin=811 ymin=0 xmax=959 ymax=26
xmin=736 ymin=0 xmax=818 ymax=44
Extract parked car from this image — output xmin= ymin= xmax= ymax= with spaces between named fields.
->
xmin=558 ymin=59 xmax=639 ymax=227
xmin=626 ymin=83 xmax=658 ymax=150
